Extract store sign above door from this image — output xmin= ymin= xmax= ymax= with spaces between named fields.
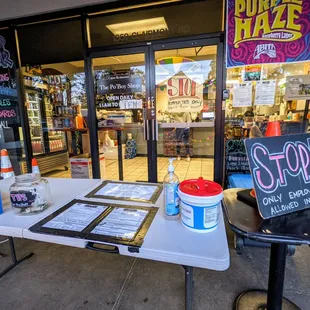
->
xmin=245 ymin=134 xmax=310 ymax=219
xmin=226 ymin=0 xmax=310 ymax=68
xmin=97 ymin=76 xmax=142 ymax=95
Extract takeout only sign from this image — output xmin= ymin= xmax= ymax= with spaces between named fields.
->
xmin=250 ymin=138 xmax=310 ymax=193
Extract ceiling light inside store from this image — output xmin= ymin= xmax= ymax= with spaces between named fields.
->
xmin=106 ymin=17 xmax=168 ymax=36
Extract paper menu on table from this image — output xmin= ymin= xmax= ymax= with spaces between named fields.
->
xmin=91 ymin=207 xmax=149 ymax=240
xmin=43 ymin=203 xmax=107 ymax=232
xmin=95 ymin=183 xmax=158 ymax=201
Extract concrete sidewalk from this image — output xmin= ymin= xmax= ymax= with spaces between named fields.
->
xmin=0 ymin=227 xmax=309 ymax=310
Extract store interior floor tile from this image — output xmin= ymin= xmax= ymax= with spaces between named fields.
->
xmin=43 ymin=157 xmax=214 ymax=182
xmin=0 ymin=227 xmax=309 ymax=310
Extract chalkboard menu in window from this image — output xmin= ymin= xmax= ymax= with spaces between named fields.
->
xmin=0 ymin=98 xmax=20 ymax=129
xmin=0 ymin=30 xmax=19 ymax=129
xmin=225 ymin=139 xmax=250 ymax=174
xmin=0 ymin=30 xmax=22 ymax=174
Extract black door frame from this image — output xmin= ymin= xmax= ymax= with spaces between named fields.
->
xmin=86 ymin=33 xmax=225 ymax=184
xmin=88 ymin=45 xmax=155 ymax=181
xmin=149 ymin=36 xmax=225 ymax=183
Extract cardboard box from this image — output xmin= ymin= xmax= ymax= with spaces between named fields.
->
xmin=70 ymin=153 xmax=106 ymax=179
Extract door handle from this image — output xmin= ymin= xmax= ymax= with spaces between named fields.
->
xmin=143 ymin=119 xmax=150 ymax=141
xmin=151 ymin=119 xmax=158 ymax=141
xmin=86 ymin=242 xmax=119 ymax=254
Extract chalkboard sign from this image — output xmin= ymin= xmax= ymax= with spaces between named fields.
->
xmin=0 ymin=31 xmax=19 ymax=130
xmin=0 ymin=98 xmax=20 ymax=128
xmin=245 ymin=133 xmax=310 ymax=219
xmin=225 ymin=139 xmax=250 ymax=174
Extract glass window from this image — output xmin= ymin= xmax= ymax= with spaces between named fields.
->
xmin=224 ymin=62 xmax=310 ymax=186
xmin=225 ymin=62 xmax=310 ymax=139
xmin=18 ymin=20 xmax=83 ymax=66
xmin=21 ymin=61 xmax=91 ymax=178
xmin=90 ymin=0 xmax=223 ymax=47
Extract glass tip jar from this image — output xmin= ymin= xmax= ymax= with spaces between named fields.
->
xmin=9 ymin=173 xmax=52 ymax=215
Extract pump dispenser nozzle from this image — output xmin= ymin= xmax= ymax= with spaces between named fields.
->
xmin=168 ymin=158 xmax=176 ymax=173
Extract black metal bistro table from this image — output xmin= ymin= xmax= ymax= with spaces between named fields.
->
xmin=223 ymin=188 xmax=310 ymax=310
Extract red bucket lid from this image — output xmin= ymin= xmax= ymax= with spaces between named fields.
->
xmin=179 ymin=177 xmax=222 ymax=197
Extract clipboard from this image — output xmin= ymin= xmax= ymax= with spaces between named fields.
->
xmin=85 ymin=180 xmax=162 ymax=204
xmin=29 ymin=199 xmax=158 ymax=247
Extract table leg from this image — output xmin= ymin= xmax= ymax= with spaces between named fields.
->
xmin=267 ymin=243 xmax=287 ymax=309
xmin=117 ymin=130 xmax=123 ymax=181
xmin=0 ymin=237 xmax=34 ymax=279
xmin=233 ymin=243 xmax=300 ymax=310
xmin=183 ymin=265 xmax=194 ymax=310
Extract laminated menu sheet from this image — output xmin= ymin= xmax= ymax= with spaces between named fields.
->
xmin=90 ymin=208 xmax=148 ymax=240
xmin=29 ymin=199 xmax=158 ymax=247
xmin=43 ymin=203 xmax=107 ymax=232
xmin=86 ymin=180 xmax=162 ymax=203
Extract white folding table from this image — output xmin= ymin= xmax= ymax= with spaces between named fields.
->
xmin=0 ymin=178 xmax=230 ymax=310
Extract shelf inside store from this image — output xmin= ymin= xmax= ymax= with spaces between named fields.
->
xmin=31 ymin=136 xmax=42 ymax=140
xmin=48 ymin=128 xmax=89 ymax=132
xmin=28 ymin=100 xmax=40 ymax=103
xmin=52 ymin=115 xmax=77 ymax=118
xmin=48 ymin=135 xmax=65 ymax=140
xmin=51 ymin=102 xmax=73 ymax=106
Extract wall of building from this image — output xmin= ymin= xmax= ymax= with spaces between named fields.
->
xmin=0 ymin=0 xmax=116 ymax=21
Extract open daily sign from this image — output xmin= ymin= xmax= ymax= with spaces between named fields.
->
xmin=245 ymin=134 xmax=310 ymax=219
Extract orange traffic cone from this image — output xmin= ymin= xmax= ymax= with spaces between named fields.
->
xmin=31 ymin=158 xmax=40 ymax=174
xmin=0 ymin=149 xmax=15 ymax=179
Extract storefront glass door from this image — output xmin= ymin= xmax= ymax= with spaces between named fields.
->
xmin=89 ymin=38 xmax=223 ymax=184
xmin=152 ymin=43 xmax=219 ymax=183
xmin=92 ymin=50 xmax=150 ymax=182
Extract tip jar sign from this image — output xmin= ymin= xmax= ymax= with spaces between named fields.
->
xmin=226 ymin=0 xmax=310 ymax=67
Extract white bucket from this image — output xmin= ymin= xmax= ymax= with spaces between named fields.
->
xmin=178 ymin=178 xmax=223 ymax=233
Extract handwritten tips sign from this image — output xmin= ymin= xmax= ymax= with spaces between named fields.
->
xmin=167 ymin=73 xmax=203 ymax=112
xmin=245 ymin=134 xmax=310 ymax=219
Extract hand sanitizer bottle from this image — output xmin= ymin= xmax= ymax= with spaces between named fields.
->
xmin=164 ymin=158 xmax=180 ymax=220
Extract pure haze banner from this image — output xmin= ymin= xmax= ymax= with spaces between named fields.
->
xmin=226 ymin=0 xmax=310 ymax=67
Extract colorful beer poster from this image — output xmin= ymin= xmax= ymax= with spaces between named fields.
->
xmin=226 ymin=0 xmax=310 ymax=68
